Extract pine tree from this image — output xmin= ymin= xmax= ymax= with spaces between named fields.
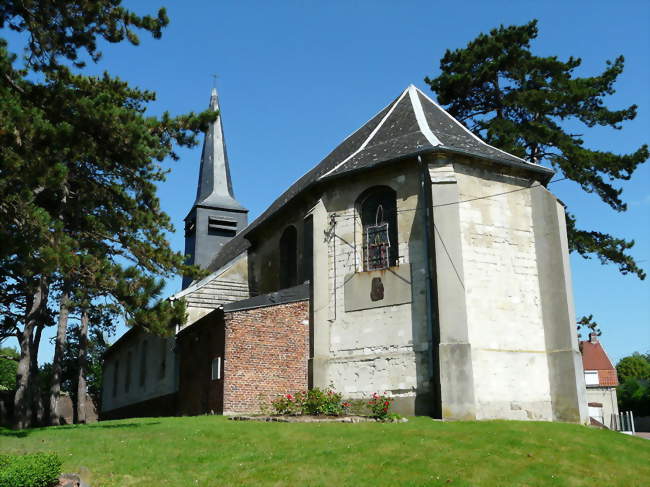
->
xmin=425 ymin=20 xmax=648 ymax=279
xmin=1 ymin=1 xmax=210 ymax=428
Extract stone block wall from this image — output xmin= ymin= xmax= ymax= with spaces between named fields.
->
xmin=317 ymin=164 xmax=431 ymax=416
xmin=455 ymin=161 xmax=554 ymax=420
xmin=223 ymin=300 xmax=309 ymax=414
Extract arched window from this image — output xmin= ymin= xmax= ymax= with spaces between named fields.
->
xmin=279 ymin=225 xmax=298 ymax=288
xmin=358 ymin=186 xmax=398 ymax=270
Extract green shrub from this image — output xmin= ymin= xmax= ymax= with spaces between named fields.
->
xmin=270 ymin=388 xmax=349 ymax=416
xmin=345 ymin=398 xmax=369 ymax=416
xmin=0 ymin=453 xmax=62 ymax=487
xmin=303 ymin=388 xmax=345 ymax=416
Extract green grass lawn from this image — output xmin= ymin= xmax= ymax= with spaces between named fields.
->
xmin=1 ymin=416 xmax=648 ymax=486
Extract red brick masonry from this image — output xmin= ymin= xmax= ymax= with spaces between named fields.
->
xmin=223 ymin=300 xmax=309 ymax=414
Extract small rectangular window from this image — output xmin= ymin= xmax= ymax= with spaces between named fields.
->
xmin=584 ymin=370 xmax=599 ymax=386
xmin=211 ymin=357 xmax=222 ymax=381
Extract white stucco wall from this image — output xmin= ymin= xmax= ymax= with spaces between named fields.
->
xmin=102 ymin=330 xmax=176 ymax=413
xmin=586 ymin=387 xmax=619 ymax=428
xmin=455 ymin=161 xmax=553 ymax=420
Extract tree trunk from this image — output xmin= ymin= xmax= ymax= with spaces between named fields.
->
xmin=49 ymin=287 xmax=70 ymax=425
xmin=14 ymin=277 xmax=47 ymax=429
xmin=30 ymin=323 xmax=44 ymax=426
xmin=76 ymin=309 xmax=89 ymax=424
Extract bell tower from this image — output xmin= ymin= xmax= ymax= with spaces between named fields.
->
xmin=183 ymin=88 xmax=248 ymax=288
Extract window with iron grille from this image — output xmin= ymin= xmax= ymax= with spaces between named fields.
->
xmin=359 ymin=186 xmax=398 ymax=271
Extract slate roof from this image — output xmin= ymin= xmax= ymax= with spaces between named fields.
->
xmin=194 ymin=88 xmax=247 ymax=212
xmin=206 ymin=84 xmax=555 ymax=273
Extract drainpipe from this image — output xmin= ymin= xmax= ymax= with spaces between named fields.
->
xmin=418 ymin=155 xmax=442 ymax=418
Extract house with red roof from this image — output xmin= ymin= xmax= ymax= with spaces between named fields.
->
xmin=581 ymin=332 xmax=619 ymax=428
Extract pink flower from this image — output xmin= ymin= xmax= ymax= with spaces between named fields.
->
xmin=286 ymin=394 xmax=293 ymax=400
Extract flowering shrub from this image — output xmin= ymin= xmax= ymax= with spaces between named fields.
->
xmin=270 ymin=393 xmax=303 ymax=415
xmin=270 ymin=389 xmax=399 ymax=420
xmin=270 ymin=388 xmax=348 ymax=416
xmin=367 ymin=392 xmax=394 ymax=419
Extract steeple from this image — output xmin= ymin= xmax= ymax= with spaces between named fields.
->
xmin=194 ymin=88 xmax=246 ymax=211
xmin=183 ymin=88 xmax=248 ymax=288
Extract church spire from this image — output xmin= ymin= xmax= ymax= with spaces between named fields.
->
xmin=183 ymin=88 xmax=248 ymax=289
xmin=195 ymin=88 xmax=246 ymax=211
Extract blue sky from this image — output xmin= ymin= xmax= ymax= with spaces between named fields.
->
xmin=4 ymin=1 xmax=649 ymax=364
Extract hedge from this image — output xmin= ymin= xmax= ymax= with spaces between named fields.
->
xmin=0 ymin=453 xmax=62 ymax=487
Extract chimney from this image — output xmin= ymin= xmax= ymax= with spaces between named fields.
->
xmin=589 ymin=332 xmax=598 ymax=344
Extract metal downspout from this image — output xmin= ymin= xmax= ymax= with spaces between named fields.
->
xmin=418 ymin=155 xmax=442 ymax=418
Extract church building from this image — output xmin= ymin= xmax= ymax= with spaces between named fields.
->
xmin=101 ymin=85 xmax=588 ymax=422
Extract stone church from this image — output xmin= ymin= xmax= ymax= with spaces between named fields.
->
xmin=101 ymin=85 xmax=588 ymax=423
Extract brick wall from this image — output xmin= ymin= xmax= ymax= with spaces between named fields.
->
xmin=223 ymin=300 xmax=309 ymax=414
xmin=177 ymin=310 xmax=225 ymax=416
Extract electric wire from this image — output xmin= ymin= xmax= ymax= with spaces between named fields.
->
xmin=330 ymin=177 xmax=569 ymax=223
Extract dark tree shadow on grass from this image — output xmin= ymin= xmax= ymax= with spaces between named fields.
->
xmin=0 ymin=421 xmax=161 ymax=438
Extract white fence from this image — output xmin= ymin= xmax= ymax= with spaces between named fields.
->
xmin=610 ymin=410 xmax=636 ymax=433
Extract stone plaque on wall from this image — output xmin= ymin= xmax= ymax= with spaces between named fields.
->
xmin=343 ymin=265 xmax=412 ymax=312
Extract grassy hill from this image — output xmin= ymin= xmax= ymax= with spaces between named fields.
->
xmin=1 ymin=416 xmax=648 ymax=486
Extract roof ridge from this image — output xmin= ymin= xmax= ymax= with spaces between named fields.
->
xmin=412 ymin=86 xmax=541 ymax=169
xmin=408 ymin=85 xmax=442 ymax=147
xmin=319 ymin=86 xmax=410 ymax=179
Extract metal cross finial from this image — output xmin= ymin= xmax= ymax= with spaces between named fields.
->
xmin=212 ymin=74 xmax=219 ymax=89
